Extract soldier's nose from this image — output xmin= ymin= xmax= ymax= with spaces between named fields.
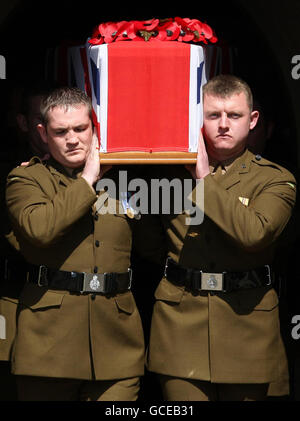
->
xmin=219 ymin=114 xmax=229 ymax=128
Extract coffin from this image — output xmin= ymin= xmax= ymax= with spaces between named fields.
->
xmin=68 ymin=41 xmax=206 ymax=164
xmin=51 ymin=17 xmax=222 ymax=164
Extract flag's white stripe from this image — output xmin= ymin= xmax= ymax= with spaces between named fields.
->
xmin=189 ymin=45 xmax=206 ymax=152
xmin=98 ymin=45 xmax=108 ymax=153
xmin=86 ymin=43 xmax=107 ymax=152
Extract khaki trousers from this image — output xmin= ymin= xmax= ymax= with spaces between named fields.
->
xmin=159 ymin=375 xmax=269 ymax=401
xmin=16 ymin=375 xmax=140 ymax=401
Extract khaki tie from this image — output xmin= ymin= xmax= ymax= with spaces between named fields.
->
xmin=213 ymin=164 xmax=224 ymax=181
xmin=72 ymin=168 xmax=83 ymax=179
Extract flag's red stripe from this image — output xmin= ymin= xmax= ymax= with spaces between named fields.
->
xmin=106 ymin=42 xmax=190 ymax=152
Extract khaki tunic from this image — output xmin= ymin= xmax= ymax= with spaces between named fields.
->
xmin=139 ymin=149 xmax=296 ymax=384
xmin=6 ymin=158 xmax=144 ymax=380
xmin=0 ymin=161 xmax=25 ymax=361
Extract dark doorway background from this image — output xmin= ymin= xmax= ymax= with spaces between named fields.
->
xmin=0 ymin=0 xmax=298 ymax=167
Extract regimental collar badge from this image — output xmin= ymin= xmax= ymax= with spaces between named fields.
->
xmin=120 ymin=191 xmax=141 ymax=220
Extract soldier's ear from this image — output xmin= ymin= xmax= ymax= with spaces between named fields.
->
xmin=249 ymin=110 xmax=259 ymax=130
xmin=16 ymin=113 xmax=28 ymax=132
xmin=37 ymin=123 xmax=48 ymax=144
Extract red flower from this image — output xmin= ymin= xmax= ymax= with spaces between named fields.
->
xmin=88 ymin=17 xmax=218 ymax=45
xmin=133 ymin=18 xmax=159 ymax=32
xmin=201 ymin=23 xmax=218 ymax=43
xmin=201 ymin=22 xmax=213 ymax=39
xmin=188 ymin=19 xmax=207 ymax=42
xmin=210 ymin=34 xmax=218 ymax=44
xmin=174 ymin=17 xmax=196 ymax=42
xmin=98 ymin=21 xmax=126 ymax=43
xmin=88 ymin=26 xmax=104 ymax=45
xmin=155 ymin=19 xmax=181 ymax=41
xmin=114 ymin=21 xmax=137 ymax=42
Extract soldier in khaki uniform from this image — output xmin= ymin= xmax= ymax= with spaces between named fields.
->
xmin=0 ymin=83 xmax=52 ymax=400
xmin=137 ymin=75 xmax=297 ymax=401
xmin=5 ymin=87 xmax=144 ymax=401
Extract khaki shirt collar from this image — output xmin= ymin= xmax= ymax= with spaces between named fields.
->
xmin=47 ymin=157 xmax=82 ymax=178
xmin=46 ymin=157 xmax=83 ymax=185
xmin=209 ymin=148 xmax=249 ymax=176
xmin=208 ymin=149 xmax=254 ymax=190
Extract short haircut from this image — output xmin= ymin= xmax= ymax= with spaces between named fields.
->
xmin=40 ymin=86 xmax=92 ymax=125
xmin=203 ymin=74 xmax=253 ymax=111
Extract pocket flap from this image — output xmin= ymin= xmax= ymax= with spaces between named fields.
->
xmin=253 ymin=288 xmax=279 ymax=311
xmin=19 ymin=284 xmax=64 ymax=310
xmin=154 ymin=277 xmax=185 ymax=303
xmin=1 ymin=297 xmax=19 ymax=305
xmin=115 ymin=292 xmax=135 ymax=314
xmin=231 ymin=287 xmax=279 ymax=312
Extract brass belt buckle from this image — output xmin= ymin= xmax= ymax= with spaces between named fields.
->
xmin=201 ymin=272 xmax=225 ymax=291
xmin=82 ymin=273 xmax=105 ymax=293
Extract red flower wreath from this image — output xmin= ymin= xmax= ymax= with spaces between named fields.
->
xmin=89 ymin=17 xmax=218 ymax=45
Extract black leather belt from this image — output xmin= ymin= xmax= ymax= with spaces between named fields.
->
xmin=0 ymin=257 xmax=28 ymax=283
xmin=164 ymin=258 xmax=273 ymax=293
xmin=27 ymin=265 xmax=132 ymax=295
xmin=0 ymin=258 xmax=28 ymax=298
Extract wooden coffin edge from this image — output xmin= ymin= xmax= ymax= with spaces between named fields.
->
xmin=99 ymin=151 xmax=197 ymax=164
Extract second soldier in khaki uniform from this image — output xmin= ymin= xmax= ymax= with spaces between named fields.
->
xmin=135 ymin=75 xmax=297 ymax=401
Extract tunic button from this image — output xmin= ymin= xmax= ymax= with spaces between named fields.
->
xmin=95 ymin=240 xmax=100 ymax=247
xmin=255 ymin=154 xmax=262 ymax=161
xmin=93 ymin=266 xmax=98 ymax=273
xmin=91 ymin=294 xmax=96 ymax=301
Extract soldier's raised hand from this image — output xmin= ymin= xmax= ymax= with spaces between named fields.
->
xmin=185 ymin=129 xmax=210 ymax=179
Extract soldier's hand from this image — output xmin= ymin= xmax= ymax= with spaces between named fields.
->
xmin=82 ymin=130 xmax=111 ymax=186
xmin=81 ymin=130 xmax=101 ymax=186
xmin=185 ymin=130 xmax=210 ymax=179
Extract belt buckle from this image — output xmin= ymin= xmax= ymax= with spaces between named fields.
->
xmin=37 ymin=265 xmax=48 ymax=287
xmin=265 ymin=265 xmax=272 ymax=286
xmin=201 ymin=272 xmax=225 ymax=292
xmin=82 ymin=273 xmax=105 ymax=293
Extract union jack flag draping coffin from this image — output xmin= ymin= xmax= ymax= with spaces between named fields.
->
xmin=84 ymin=42 xmax=207 ymax=159
xmin=49 ymin=18 xmax=221 ymax=163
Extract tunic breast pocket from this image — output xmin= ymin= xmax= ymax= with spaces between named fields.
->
xmin=225 ymin=287 xmax=279 ymax=315
xmin=115 ymin=292 xmax=135 ymax=315
xmin=18 ymin=284 xmax=64 ymax=311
